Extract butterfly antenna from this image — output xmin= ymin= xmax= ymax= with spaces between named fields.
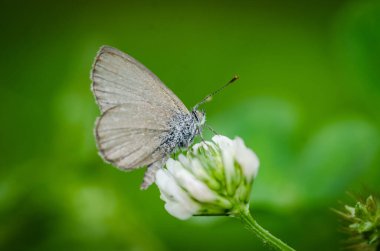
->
xmin=193 ymin=75 xmax=239 ymax=110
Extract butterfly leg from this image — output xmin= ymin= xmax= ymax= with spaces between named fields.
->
xmin=205 ymin=124 xmax=219 ymax=135
xmin=200 ymin=132 xmax=205 ymax=141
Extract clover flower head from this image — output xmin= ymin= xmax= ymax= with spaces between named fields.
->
xmin=155 ymin=135 xmax=259 ymax=220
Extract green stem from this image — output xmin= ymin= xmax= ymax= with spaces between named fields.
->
xmin=237 ymin=208 xmax=295 ymax=251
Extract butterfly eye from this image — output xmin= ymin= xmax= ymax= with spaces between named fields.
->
xmin=196 ymin=111 xmax=202 ymax=120
xmin=195 ymin=111 xmax=206 ymax=126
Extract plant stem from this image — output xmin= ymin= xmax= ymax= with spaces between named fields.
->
xmin=237 ymin=208 xmax=296 ymax=251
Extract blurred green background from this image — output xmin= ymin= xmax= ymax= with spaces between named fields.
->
xmin=1 ymin=0 xmax=380 ymax=250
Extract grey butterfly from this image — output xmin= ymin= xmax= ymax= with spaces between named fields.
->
xmin=91 ymin=45 xmax=236 ymax=189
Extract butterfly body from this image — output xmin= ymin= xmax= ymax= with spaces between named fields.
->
xmin=164 ymin=112 xmax=200 ymax=150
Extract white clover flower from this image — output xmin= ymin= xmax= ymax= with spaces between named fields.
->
xmin=155 ymin=135 xmax=259 ymax=220
xmin=155 ymin=135 xmax=295 ymax=251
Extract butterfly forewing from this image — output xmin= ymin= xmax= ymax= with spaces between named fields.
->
xmin=91 ymin=46 xmax=187 ymax=113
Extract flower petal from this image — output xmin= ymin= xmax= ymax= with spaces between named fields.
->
xmin=212 ymin=135 xmax=240 ymax=195
xmin=164 ymin=202 xmax=194 ymax=220
xmin=155 ymin=169 xmax=200 ymax=220
xmin=166 ymin=159 xmax=218 ymax=203
xmin=234 ymin=137 xmax=260 ymax=181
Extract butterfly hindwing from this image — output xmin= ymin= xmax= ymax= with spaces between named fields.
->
xmin=95 ymin=103 xmax=173 ymax=170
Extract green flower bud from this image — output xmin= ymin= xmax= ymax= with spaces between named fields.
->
xmin=335 ymin=195 xmax=380 ymax=251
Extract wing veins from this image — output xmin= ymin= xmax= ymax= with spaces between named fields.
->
xmin=99 ymin=130 xmax=166 ymax=143
xmin=94 ymin=46 xmax=188 ymax=113
xmin=93 ymin=70 xmax=149 ymax=95
xmin=98 ymin=127 xmax=169 ymax=132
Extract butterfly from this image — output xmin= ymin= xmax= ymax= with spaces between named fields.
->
xmin=91 ymin=46 xmax=237 ymax=189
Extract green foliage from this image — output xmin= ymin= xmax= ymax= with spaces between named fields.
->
xmin=1 ymin=0 xmax=379 ymax=250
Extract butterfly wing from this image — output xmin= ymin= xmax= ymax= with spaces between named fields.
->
xmin=95 ymin=103 xmax=172 ymax=170
xmin=91 ymin=45 xmax=187 ymax=113
xmin=91 ymin=46 xmax=189 ymax=170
